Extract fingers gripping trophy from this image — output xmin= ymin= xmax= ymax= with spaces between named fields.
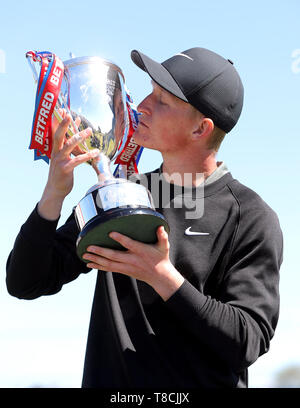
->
xmin=26 ymin=51 xmax=169 ymax=261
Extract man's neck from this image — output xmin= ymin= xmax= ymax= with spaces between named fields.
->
xmin=161 ymin=151 xmax=218 ymax=187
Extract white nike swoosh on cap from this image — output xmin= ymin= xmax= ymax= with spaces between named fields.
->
xmin=175 ymin=53 xmax=194 ymax=61
xmin=184 ymin=227 xmax=210 ymax=236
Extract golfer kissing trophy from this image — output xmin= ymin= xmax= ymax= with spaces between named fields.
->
xmin=26 ymin=51 xmax=169 ymax=261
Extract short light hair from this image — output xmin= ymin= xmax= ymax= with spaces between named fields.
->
xmin=207 ymin=125 xmax=226 ymax=152
xmin=190 ymin=104 xmax=227 ymax=152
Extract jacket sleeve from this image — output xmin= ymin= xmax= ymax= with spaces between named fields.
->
xmin=6 ymin=204 xmax=91 ymax=300
xmin=165 ymin=196 xmax=283 ymax=372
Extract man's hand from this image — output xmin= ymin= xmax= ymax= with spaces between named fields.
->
xmin=38 ymin=111 xmax=99 ymax=221
xmin=82 ymin=226 xmax=184 ymax=301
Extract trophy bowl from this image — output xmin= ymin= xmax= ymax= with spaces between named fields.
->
xmin=59 ymin=56 xmax=169 ymax=261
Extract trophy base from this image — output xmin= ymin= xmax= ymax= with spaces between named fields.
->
xmin=76 ymin=207 xmax=169 ymax=262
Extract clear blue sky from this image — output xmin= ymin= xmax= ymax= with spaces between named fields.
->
xmin=0 ymin=0 xmax=299 ymax=387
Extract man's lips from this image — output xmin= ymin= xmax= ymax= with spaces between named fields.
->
xmin=138 ymin=120 xmax=149 ymax=128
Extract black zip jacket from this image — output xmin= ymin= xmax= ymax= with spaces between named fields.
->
xmin=6 ymin=171 xmax=283 ymax=388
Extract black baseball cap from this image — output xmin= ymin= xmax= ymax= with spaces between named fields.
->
xmin=131 ymin=47 xmax=244 ymax=133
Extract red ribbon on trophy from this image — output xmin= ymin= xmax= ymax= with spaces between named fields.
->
xmin=26 ymin=51 xmax=64 ymax=163
xmin=114 ymin=89 xmax=143 ymax=177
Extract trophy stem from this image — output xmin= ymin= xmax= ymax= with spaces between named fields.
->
xmin=92 ymin=152 xmax=114 ymax=183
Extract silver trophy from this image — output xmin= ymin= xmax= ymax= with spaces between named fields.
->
xmin=28 ymin=55 xmax=169 ymax=261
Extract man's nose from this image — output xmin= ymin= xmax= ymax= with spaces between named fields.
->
xmin=137 ymin=94 xmax=151 ymax=115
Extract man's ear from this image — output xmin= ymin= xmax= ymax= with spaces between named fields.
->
xmin=192 ymin=117 xmax=214 ymax=141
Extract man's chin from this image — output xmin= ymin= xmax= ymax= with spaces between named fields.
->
xmin=133 ymin=129 xmax=160 ymax=152
xmin=132 ymin=129 xmax=146 ymax=145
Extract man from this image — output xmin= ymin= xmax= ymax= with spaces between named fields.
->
xmin=6 ymin=47 xmax=283 ymax=388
